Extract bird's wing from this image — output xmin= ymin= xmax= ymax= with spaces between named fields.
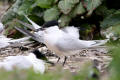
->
xmin=15 ymin=26 xmax=36 ymax=38
xmin=24 ymin=15 xmax=41 ymax=29
xmin=0 ymin=42 xmax=9 ymax=48
xmin=87 ymin=39 xmax=109 ymax=47
xmin=15 ymin=27 xmax=44 ymax=43
xmin=55 ymin=36 xmax=89 ymax=52
xmin=7 ymin=36 xmax=31 ymax=47
xmin=16 ymin=19 xmax=35 ymax=30
xmin=62 ymin=26 xmax=79 ymax=39
xmin=9 ymin=36 xmax=30 ymax=43
xmin=0 ymin=35 xmax=12 ymax=48
xmin=55 ymin=35 xmax=108 ymax=52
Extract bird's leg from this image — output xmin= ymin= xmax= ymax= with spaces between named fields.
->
xmin=46 ymin=61 xmax=55 ymax=66
xmin=57 ymin=57 xmax=60 ymax=63
xmin=63 ymin=56 xmax=67 ymax=66
xmin=19 ymin=46 xmax=28 ymax=51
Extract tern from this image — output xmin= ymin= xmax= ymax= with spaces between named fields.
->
xmin=15 ymin=16 xmax=108 ymax=65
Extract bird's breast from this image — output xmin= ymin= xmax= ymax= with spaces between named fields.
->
xmin=43 ymin=34 xmax=64 ymax=56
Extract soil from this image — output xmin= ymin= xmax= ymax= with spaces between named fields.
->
xmin=0 ymin=43 xmax=111 ymax=74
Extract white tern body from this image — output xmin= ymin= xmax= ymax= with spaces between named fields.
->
xmin=17 ymin=16 xmax=108 ymax=57
xmin=0 ymin=53 xmax=45 ymax=74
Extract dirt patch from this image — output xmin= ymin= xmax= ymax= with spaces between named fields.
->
xmin=0 ymin=43 xmax=111 ymax=74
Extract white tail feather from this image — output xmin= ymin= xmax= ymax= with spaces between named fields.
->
xmin=90 ymin=39 xmax=109 ymax=47
xmin=24 ymin=15 xmax=41 ymax=29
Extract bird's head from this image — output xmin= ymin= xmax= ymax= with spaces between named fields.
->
xmin=36 ymin=20 xmax=60 ymax=34
xmin=32 ymin=49 xmax=47 ymax=60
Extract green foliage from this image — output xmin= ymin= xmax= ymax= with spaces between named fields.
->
xmin=1 ymin=0 xmax=120 ymax=39
xmin=44 ymin=6 xmax=60 ymax=22
xmin=100 ymin=10 xmax=120 ymax=39
xmin=59 ymin=15 xmax=71 ymax=27
xmin=58 ymin=0 xmax=75 ymax=14
xmin=17 ymin=0 xmax=35 ymax=15
xmin=2 ymin=0 xmax=120 ymax=38
xmin=1 ymin=0 xmax=24 ymax=24
xmin=36 ymin=0 xmax=54 ymax=8
xmin=83 ymin=0 xmax=102 ymax=16
xmin=1 ymin=0 xmax=102 ymax=27
xmin=101 ymin=11 xmax=120 ymax=29
xmin=79 ymin=24 xmax=94 ymax=40
xmin=95 ymin=5 xmax=116 ymax=18
xmin=107 ymin=41 xmax=120 ymax=80
xmin=72 ymin=2 xmax=86 ymax=16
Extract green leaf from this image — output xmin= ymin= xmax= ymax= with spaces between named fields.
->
xmin=70 ymin=2 xmax=86 ymax=18
xmin=95 ymin=5 xmax=116 ymax=18
xmin=18 ymin=0 xmax=35 ymax=15
xmin=68 ymin=0 xmax=79 ymax=4
xmin=83 ymin=0 xmax=102 ymax=16
xmin=75 ymin=2 xmax=85 ymax=15
xmin=1 ymin=0 xmax=24 ymax=24
xmin=54 ymin=0 xmax=59 ymax=3
xmin=36 ymin=0 xmax=54 ymax=8
xmin=44 ymin=6 xmax=60 ymax=21
xmin=80 ymin=24 xmax=93 ymax=40
xmin=101 ymin=25 xmax=120 ymax=40
xmin=101 ymin=11 xmax=120 ymax=29
xmin=58 ymin=0 xmax=75 ymax=14
xmin=113 ymin=25 xmax=120 ymax=35
xmin=59 ymin=15 xmax=71 ymax=27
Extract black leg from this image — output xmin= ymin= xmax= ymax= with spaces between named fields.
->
xmin=63 ymin=56 xmax=67 ymax=66
xmin=57 ymin=57 xmax=60 ymax=63
xmin=46 ymin=61 xmax=55 ymax=66
xmin=19 ymin=46 xmax=28 ymax=51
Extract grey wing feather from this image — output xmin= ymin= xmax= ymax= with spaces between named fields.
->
xmin=15 ymin=27 xmax=36 ymax=38
xmin=15 ymin=27 xmax=43 ymax=43
xmin=55 ymin=37 xmax=88 ymax=52
xmin=89 ymin=39 xmax=109 ymax=47
xmin=55 ymin=36 xmax=108 ymax=52
xmin=16 ymin=19 xmax=35 ymax=30
xmin=24 ymin=15 xmax=41 ymax=29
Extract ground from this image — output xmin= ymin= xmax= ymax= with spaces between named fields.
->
xmin=0 ymin=43 xmax=111 ymax=75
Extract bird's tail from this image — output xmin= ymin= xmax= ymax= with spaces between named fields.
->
xmin=8 ymin=37 xmax=31 ymax=47
xmin=90 ymin=39 xmax=109 ymax=47
xmin=15 ymin=26 xmax=43 ymax=43
xmin=9 ymin=37 xmax=30 ymax=43
xmin=24 ymin=15 xmax=41 ymax=29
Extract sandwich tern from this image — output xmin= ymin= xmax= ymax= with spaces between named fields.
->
xmin=16 ymin=16 xmax=108 ymax=65
xmin=0 ymin=51 xmax=45 ymax=74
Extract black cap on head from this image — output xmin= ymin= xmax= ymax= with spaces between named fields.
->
xmin=32 ymin=49 xmax=47 ymax=60
xmin=42 ymin=20 xmax=58 ymax=28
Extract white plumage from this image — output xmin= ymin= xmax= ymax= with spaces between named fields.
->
xmin=16 ymin=17 xmax=108 ymax=59
xmin=62 ymin=26 xmax=79 ymax=39
xmin=43 ymin=26 xmax=108 ymax=56
xmin=0 ymin=22 xmax=4 ymax=34
xmin=0 ymin=53 xmax=45 ymax=74
xmin=0 ymin=22 xmax=30 ymax=48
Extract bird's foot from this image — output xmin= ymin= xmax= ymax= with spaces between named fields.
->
xmin=62 ymin=56 xmax=67 ymax=66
